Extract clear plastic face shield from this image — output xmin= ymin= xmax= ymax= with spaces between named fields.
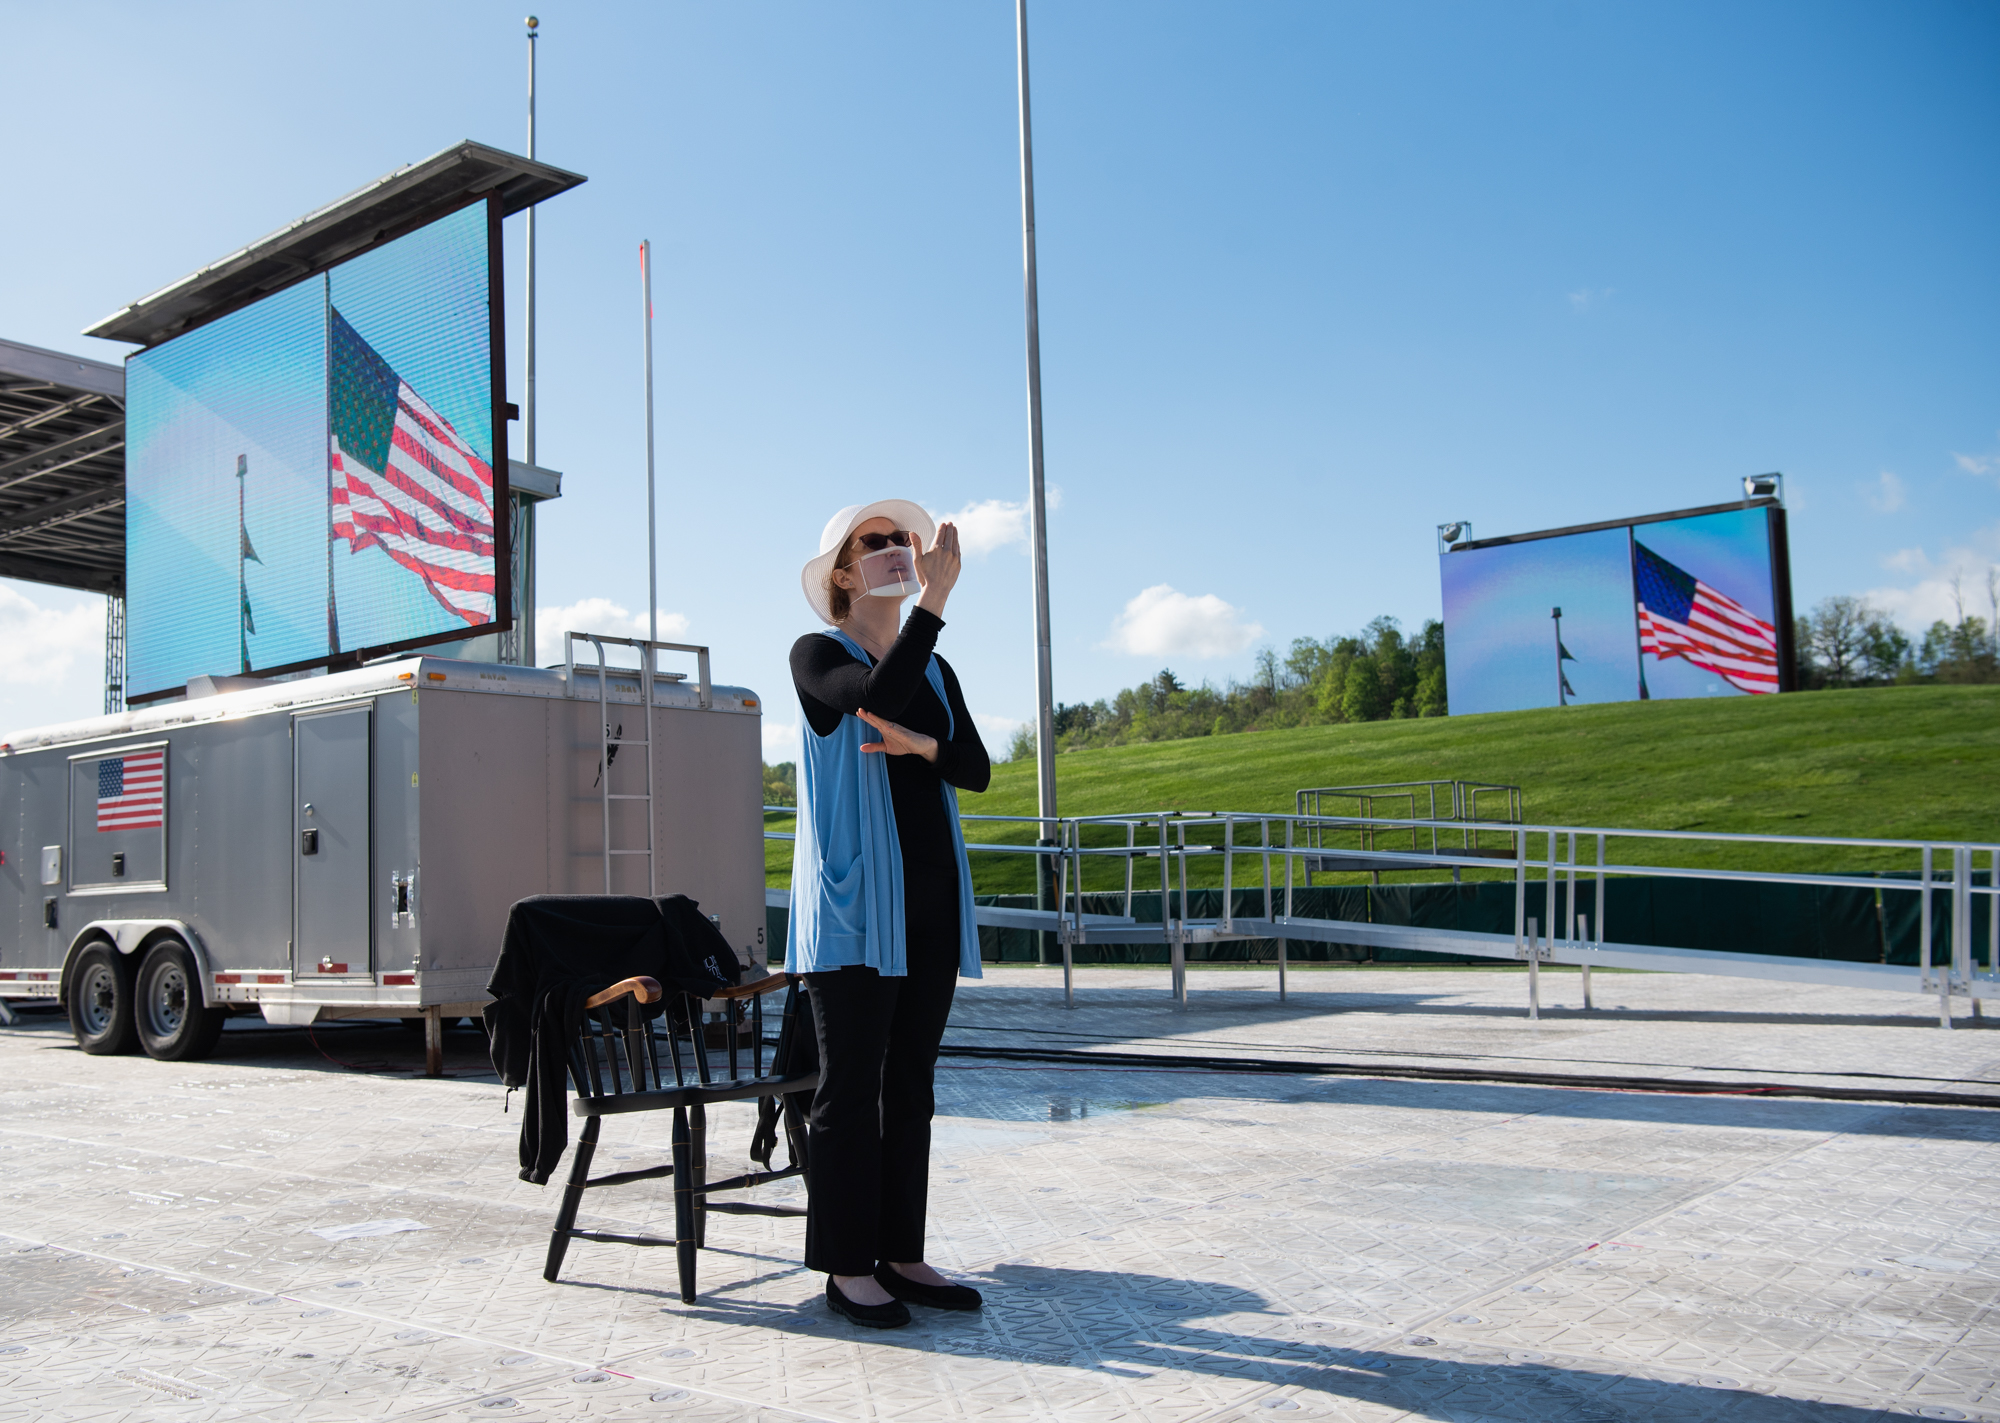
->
xmin=853 ymin=544 xmax=920 ymax=598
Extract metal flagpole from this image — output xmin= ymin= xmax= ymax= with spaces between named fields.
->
xmin=1017 ymin=0 xmax=1057 ymax=838
xmin=642 ymin=239 xmax=658 ymax=648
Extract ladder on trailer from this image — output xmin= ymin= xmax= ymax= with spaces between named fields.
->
xmin=566 ymin=632 xmax=711 ymax=895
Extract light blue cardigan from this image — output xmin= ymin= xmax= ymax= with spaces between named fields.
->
xmin=784 ymin=628 xmax=982 ymax=979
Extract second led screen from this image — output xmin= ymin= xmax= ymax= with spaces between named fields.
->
xmin=1440 ymin=505 xmax=1789 ymax=716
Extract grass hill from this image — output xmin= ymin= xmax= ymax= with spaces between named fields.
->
xmin=766 ymin=683 xmax=2000 ymax=893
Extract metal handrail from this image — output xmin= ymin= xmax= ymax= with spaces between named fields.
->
xmin=763 ymin=804 xmax=1996 ymax=1024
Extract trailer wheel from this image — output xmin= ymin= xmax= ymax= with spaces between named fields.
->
xmin=68 ymin=942 xmax=138 ymax=1055
xmin=134 ymin=940 xmax=226 ymax=1061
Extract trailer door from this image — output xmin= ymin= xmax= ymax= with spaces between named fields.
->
xmin=294 ymin=706 xmax=372 ymax=977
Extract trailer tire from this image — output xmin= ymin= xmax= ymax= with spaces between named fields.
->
xmin=134 ymin=939 xmax=226 ymax=1062
xmin=68 ymin=942 xmax=138 ymax=1055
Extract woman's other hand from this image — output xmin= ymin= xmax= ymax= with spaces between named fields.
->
xmin=858 ymin=709 xmax=939 ymax=763
xmin=913 ymin=521 xmax=961 ymax=617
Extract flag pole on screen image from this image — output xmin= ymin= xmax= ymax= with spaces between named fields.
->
xmin=324 ymin=272 xmax=340 ymax=658
xmin=641 ymin=239 xmax=657 ymax=653
xmin=1016 ymin=0 xmax=1058 ymax=842
xmin=1628 ymin=527 xmax=1649 ymax=700
xmin=237 ymin=454 xmax=262 ymax=675
xmin=1553 ymin=606 xmax=1577 ymax=706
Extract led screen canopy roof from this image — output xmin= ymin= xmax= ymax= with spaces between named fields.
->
xmin=86 ymin=141 xmax=584 ymax=349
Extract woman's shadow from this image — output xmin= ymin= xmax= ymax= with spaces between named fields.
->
xmin=688 ymin=1261 xmax=1917 ymax=1420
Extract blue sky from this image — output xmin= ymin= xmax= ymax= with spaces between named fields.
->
xmin=2 ymin=1 xmax=1996 ymax=752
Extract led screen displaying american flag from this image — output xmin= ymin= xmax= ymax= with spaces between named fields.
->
xmin=124 ymin=199 xmax=500 ymax=700
xmin=1440 ymin=503 xmax=1790 ymax=714
xmin=96 ymin=749 xmax=165 ymax=832
xmin=1635 ymin=541 xmax=1779 ymax=694
xmin=329 ymin=308 xmax=496 ymax=625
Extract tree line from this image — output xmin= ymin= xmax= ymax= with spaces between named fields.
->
xmin=1006 ymin=616 xmax=1447 ymax=760
xmin=1795 ymin=579 xmax=1998 ymax=688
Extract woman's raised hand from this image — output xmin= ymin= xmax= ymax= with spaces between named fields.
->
xmin=857 ymin=709 xmax=940 ymax=763
xmin=913 ymin=520 xmax=961 ymax=615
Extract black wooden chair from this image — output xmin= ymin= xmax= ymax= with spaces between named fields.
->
xmin=543 ymin=968 xmax=818 ymax=1303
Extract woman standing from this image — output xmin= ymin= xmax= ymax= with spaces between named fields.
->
xmin=787 ymin=499 xmax=991 ymax=1329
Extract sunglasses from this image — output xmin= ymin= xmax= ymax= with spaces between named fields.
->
xmin=853 ymin=530 xmax=913 ymax=552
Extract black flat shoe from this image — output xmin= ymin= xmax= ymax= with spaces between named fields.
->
xmin=825 ymin=1278 xmax=911 ymax=1329
xmin=875 ymin=1266 xmax=984 ymax=1312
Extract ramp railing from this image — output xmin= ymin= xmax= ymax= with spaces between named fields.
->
xmin=766 ymin=805 xmax=1997 ymax=1025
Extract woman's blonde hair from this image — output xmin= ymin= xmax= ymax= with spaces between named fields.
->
xmin=823 ymin=533 xmax=863 ymax=623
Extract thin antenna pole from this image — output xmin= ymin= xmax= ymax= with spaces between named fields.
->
xmin=525 ymin=16 xmax=539 ymax=469
xmin=642 ymin=239 xmax=658 ymax=648
xmin=1017 ymin=0 xmax=1057 ymax=834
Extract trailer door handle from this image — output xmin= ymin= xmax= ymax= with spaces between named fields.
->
xmin=300 ymin=828 xmax=319 ymax=856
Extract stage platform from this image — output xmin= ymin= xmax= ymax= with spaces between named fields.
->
xmin=2 ymin=966 xmax=1996 ymax=1421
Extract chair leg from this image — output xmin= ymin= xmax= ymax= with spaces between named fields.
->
xmin=545 ymin=1116 xmax=601 ymax=1282
xmin=691 ymin=1102 xmax=709 ymax=1249
xmin=672 ymin=1104 xmax=697 ymax=1303
xmin=782 ymin=1091 xmax=811 ymax=1176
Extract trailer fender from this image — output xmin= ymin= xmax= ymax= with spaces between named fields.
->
xmin=59 ymin=922 xmax=219 ymax=1009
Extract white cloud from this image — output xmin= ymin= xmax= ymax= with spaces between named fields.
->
xmin=1863 ymin=469 xmax=1906 ymax=513
xmin=536 ymin=598 xmax=690 ymax=667
xmin=1568 ymin=287 xmax=1614 ymax=312
xmin=0 ymin=583 xmax=102 ymax=688
xmin=1862 ymin=523 xmax=2000 ymax=630
xmin=975 ymin=712 xmax=1029 ymax=758
xmin=1102 ymin=584 xmax=1263 ymax=660
xmin=1951 ymin=434 xmax=1999 ymax=481
xmin=0 ymin=581 xmax=107 ymax=735
xmin=761 ymin=718 xmax=799 ymax=764
xmin=926 ymin=488 xmax=1062 ymax=558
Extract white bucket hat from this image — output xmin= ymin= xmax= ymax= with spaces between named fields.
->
xmin=800 ymin=499 xmax=936 ymax=626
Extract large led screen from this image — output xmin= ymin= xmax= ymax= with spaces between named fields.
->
xmin=125 ymin=199 xmax=505 ymax=700
xmin=1440 ymin=504 xmax=1792 ymax=715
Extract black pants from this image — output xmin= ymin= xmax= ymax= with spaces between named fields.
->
xmin=802 ymin=924 xmax=959 ymax=1276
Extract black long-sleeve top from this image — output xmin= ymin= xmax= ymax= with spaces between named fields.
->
xmin=791 ymin=609 xmax=990 ymax=936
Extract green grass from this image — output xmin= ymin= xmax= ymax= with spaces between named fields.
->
xmin=768 ymin=683 xmax=2000 ymax=893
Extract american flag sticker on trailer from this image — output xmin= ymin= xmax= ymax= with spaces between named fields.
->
xmin=97 ymin=749 xmax=165 ymax=831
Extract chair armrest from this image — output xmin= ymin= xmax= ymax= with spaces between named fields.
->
xmin=711 ymin=973 xmax=795 ymax=1001
xmin=584 ymin=976 xmax=663 ymax=1010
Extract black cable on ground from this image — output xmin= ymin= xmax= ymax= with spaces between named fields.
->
xmin=930 ymin=1041 xmax=2000 ymax=1109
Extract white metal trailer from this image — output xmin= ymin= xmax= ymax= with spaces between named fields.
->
xmin=0 ymin=639 xmax=765 ymax=1066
